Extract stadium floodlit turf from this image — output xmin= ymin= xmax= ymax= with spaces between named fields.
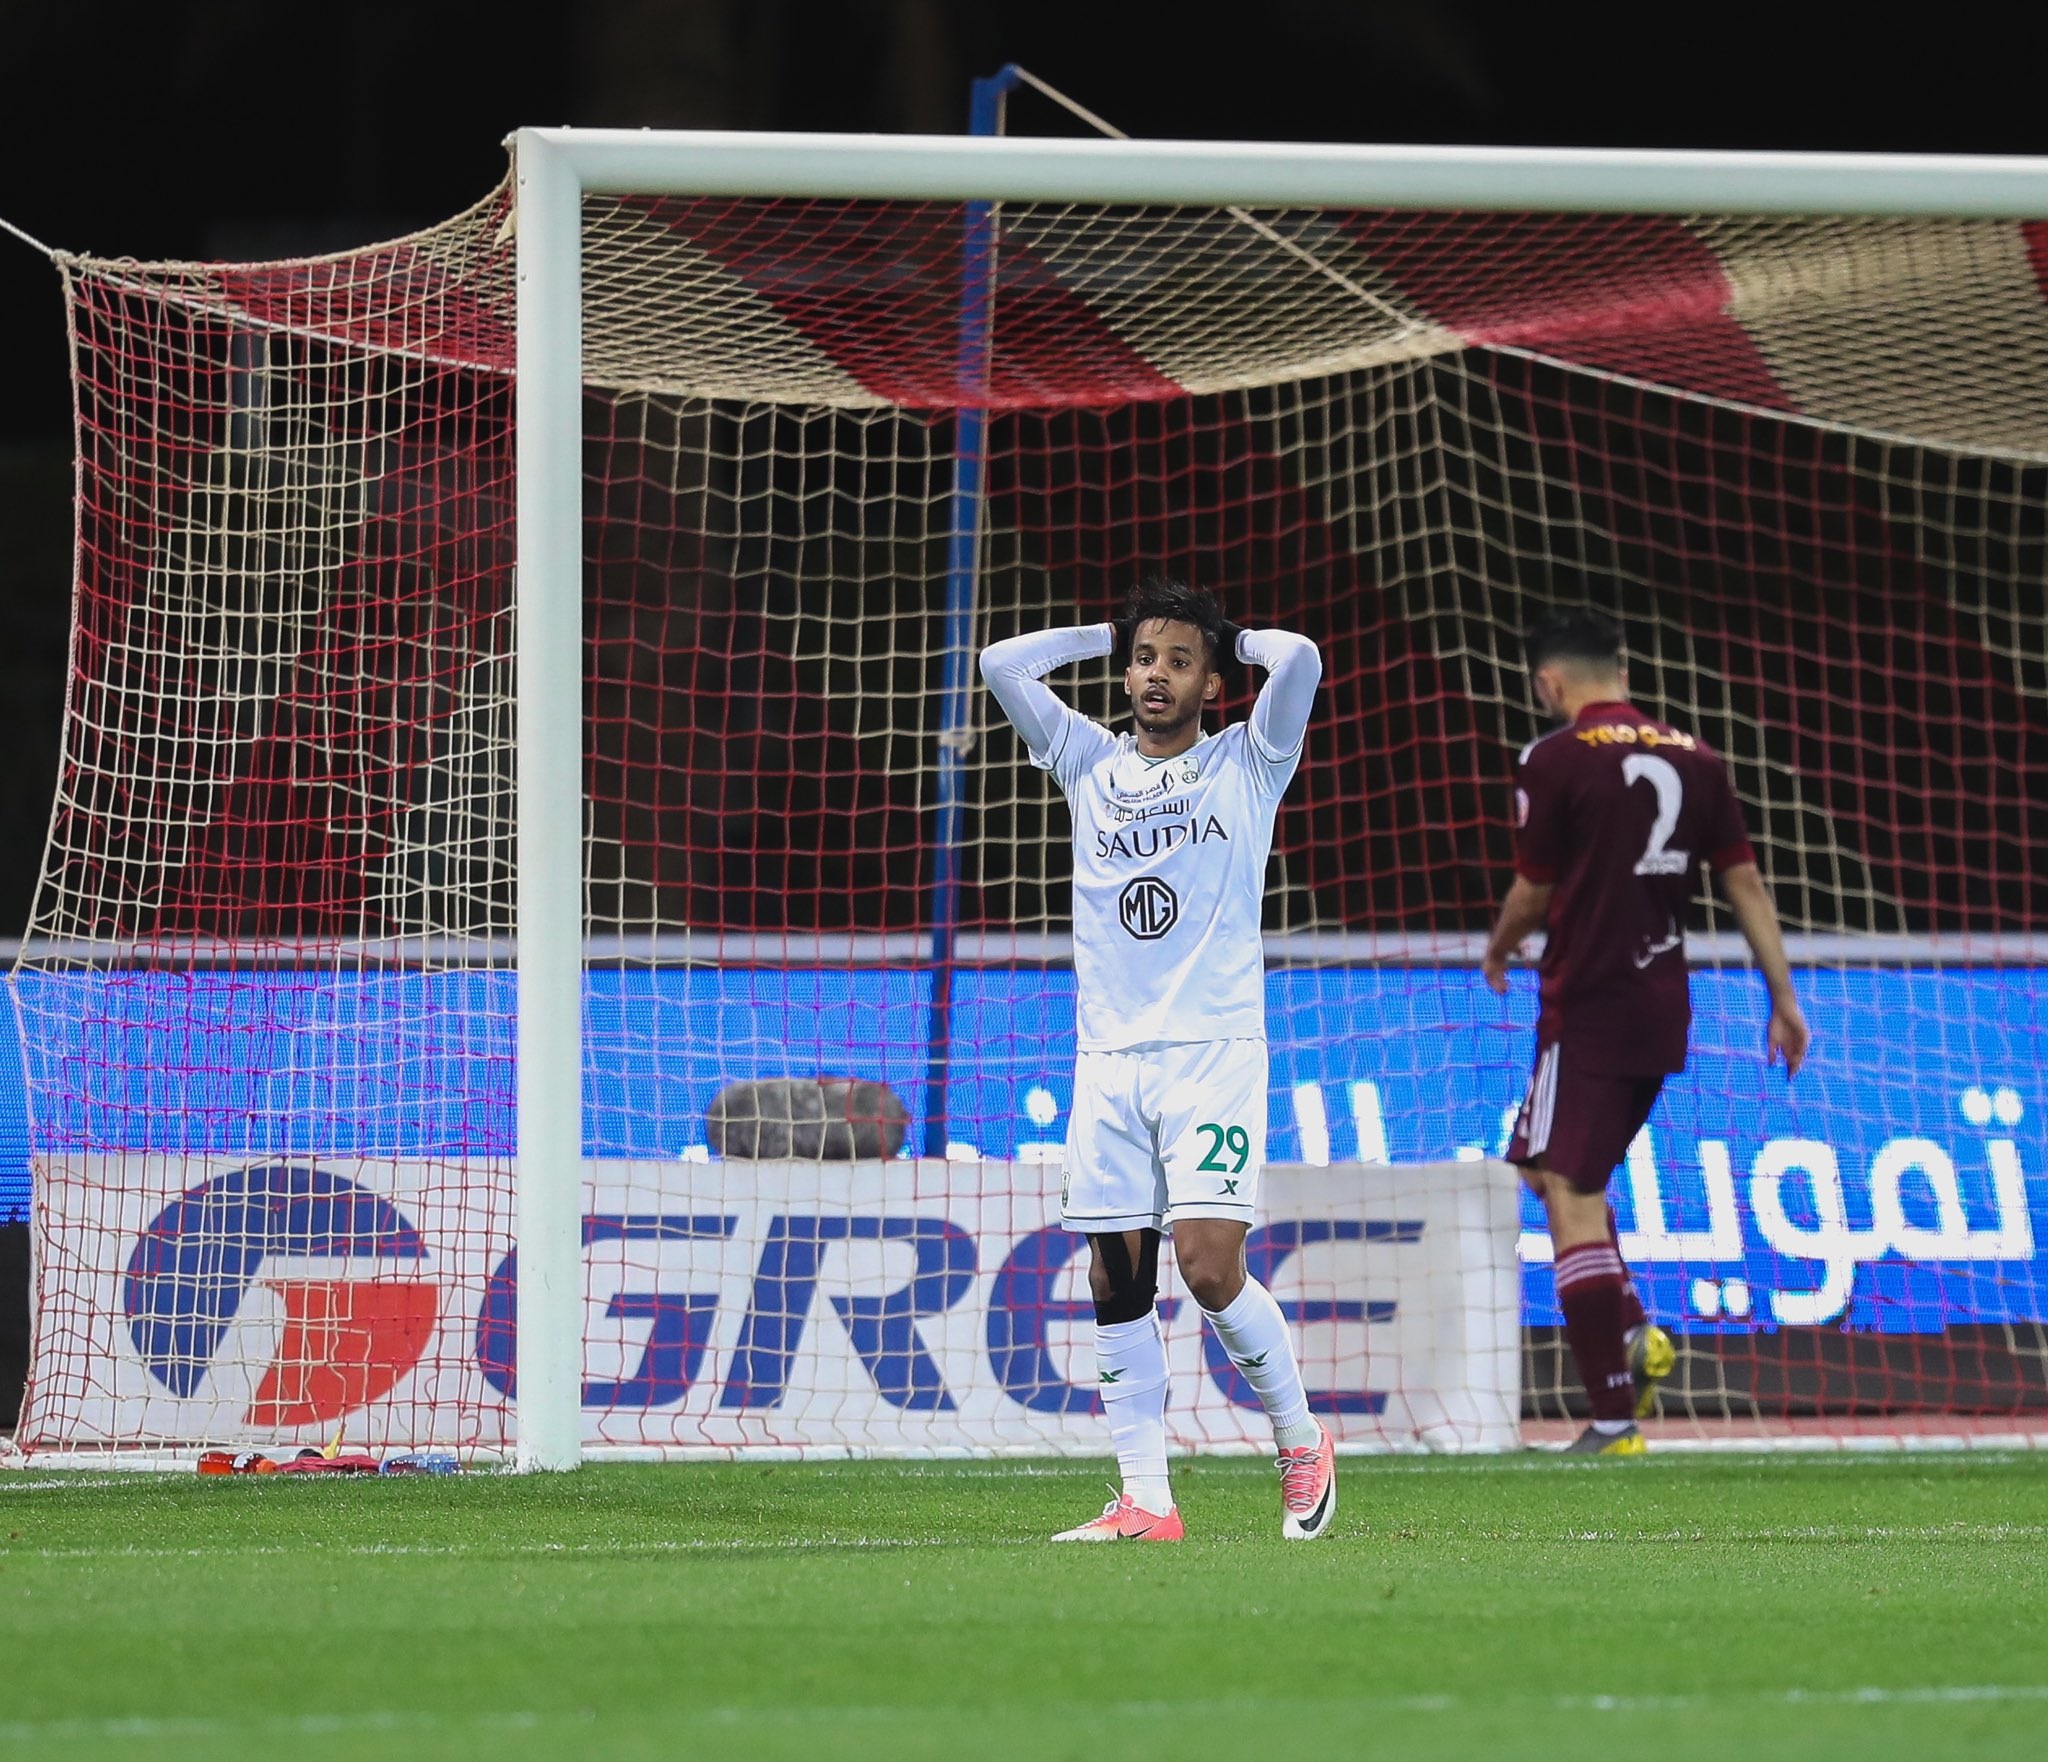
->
xmin=3 ymin=1455 xmax=2045 ymax=1761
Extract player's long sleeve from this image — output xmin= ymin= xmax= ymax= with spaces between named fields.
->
xmin=1238 ymin=627 xmax=1322 ymax=764
xmin=979 ymin=623 xmax=1118 ymax=788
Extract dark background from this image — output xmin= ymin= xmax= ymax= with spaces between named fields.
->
xmin=0 ymin=0 xmax=2041 ymax=934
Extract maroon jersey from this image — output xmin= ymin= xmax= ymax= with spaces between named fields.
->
xmin=1514 ymin=700 xmax=1755 ymax=1075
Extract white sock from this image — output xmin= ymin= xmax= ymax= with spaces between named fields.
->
xmin=1094 ymin=1314 xmax=1172 ymax=1512
xmin=1201 ymin=1278 xmax=1319 ymax=1450
xmin=1592 ymin=1418 xmax=1635 ymax=1436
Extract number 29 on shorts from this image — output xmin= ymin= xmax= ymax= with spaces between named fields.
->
xmin=1194 ymin=1122 xmax=1251 ymax=1174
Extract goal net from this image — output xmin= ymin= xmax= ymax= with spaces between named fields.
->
xmin=9 ymin=137 xmax=2046 ymax=1459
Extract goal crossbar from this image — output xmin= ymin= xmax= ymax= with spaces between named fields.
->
xmin=513 ymin=127 xmax=2048 ymax=216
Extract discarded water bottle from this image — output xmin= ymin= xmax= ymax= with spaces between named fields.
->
xmin=197 ymin=1449 xmax=276 ymax=1476
xmin=379 ymin=1451 xmax=461 ymax=1475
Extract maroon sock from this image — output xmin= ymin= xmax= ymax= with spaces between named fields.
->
xmin=1555 ymin=1241 xmax=1637 ymax=1422
xmin=1606 ymin=1205 xmax=1647 ymax=1333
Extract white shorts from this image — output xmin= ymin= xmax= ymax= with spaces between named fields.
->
xmin=1060 ymin=1039 xmax=1268 ymax=1235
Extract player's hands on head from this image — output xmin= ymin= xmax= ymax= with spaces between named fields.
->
xmin=1767 ymin=1002 xmax=1810 ymax=1078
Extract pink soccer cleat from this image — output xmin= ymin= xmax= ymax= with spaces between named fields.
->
xmin=1050 ymin=1489 xmax=1185 ymax=1542
xmin=1277 ymin=1425 xmax=1338 ymax=1540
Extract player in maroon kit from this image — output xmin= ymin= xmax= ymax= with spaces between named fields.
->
xmin=1482 ymin=610 xmax=1809 ymax=1454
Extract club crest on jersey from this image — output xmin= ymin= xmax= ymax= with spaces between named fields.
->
xmin=1118 ymin=876 xmax=1181 ymax=939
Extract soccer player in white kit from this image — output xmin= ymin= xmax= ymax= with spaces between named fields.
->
xmin=979 ymin=579 xmax=1333 ymax=1541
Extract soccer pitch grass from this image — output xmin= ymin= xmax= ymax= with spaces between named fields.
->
xmin=3 ymin=1455 xmax=2045 ymax=1761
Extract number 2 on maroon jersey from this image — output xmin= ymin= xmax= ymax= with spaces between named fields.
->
xmin=1622 ymin=753 xmax=1689 ymax=875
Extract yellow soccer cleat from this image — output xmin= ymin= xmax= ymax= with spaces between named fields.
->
xmin=1562 ymin=1423 xmax=1647 ymax=1456
xmin=1626 ymin=1322 xmax=1677 ymax=1419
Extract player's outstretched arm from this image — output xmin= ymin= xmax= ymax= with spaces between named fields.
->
xmin=1236 ymin=627 xmax=1322 ymax=763
xmin=1717 ymin=861 xmax=1810 ymax=1076
xmin=1481 ymin=875 xmax=1553 ymax=995
xmin=979 ymin=624 xmax=1117 ymax=782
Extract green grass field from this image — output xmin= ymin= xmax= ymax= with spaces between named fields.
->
xmin=3 ymin=1453 xmax=2045 ymax=1761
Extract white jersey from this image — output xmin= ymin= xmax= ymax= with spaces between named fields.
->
xmin=979 ymin=622 xmax=1320 ymax=1051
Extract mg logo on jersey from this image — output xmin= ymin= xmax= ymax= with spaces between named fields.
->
xmin=122 ymin=1163 xmax=437 ymax=1428
xmin=1118 ymin=876 xmax=1180 ymax=939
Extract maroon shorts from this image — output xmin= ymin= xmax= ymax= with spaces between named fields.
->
xmin=1506 ymin=1041 xmax=1667 ymax=1194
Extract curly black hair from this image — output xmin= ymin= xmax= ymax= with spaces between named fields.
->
xmin=1115 ymin=575 xmax=1240 ymax=680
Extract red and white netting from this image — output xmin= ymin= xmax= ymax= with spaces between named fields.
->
xmin=11 ymin=172 xmax=2048 ymax=1459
